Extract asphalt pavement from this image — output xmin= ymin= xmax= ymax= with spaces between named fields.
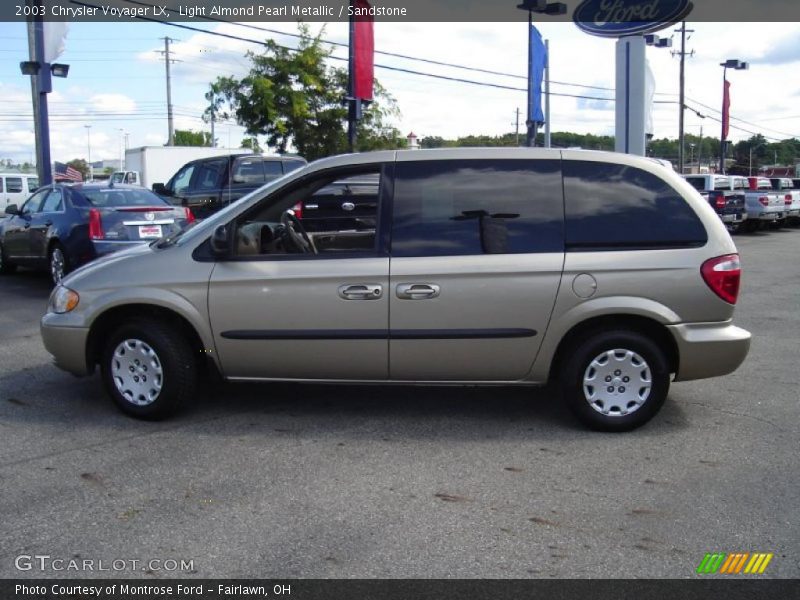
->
xmin=0 ymin=229 xmax=797 ymax=579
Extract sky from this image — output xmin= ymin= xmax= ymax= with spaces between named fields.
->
xmin=1 ymin=18 xmax=799 ymax=166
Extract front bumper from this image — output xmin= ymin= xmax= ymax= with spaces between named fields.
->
xmin=40 ymin=316 xmax=92 ymax=376
xmin=668 ymin=322 xmax=751 ymax=382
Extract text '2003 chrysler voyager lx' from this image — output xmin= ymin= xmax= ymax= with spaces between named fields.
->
xmin=40 ymin=149 xmax=750 ymax=431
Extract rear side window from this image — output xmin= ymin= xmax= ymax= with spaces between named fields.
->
xmin=262 ymin=161 xmax=284 ymax=179
xmin=27 ymin=178 xmax=39 ymax=192
xmin=685 ymin=177 xmax=704 ymax=192
xmin=391 ymin=159 xmax=564 ymax=257
xmin=283 ymin=161 xmax=305 ymax=174
xmin=563 ymin=161 xmax=707 ymax=250
xmin=232 ymin=157 xmax=265 ymax=184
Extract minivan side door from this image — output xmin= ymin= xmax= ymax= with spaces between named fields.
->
xmin=207 ymin=163 xmax=390 ymax=380
xmin=388 ymin=157 xmax=565 ymax=381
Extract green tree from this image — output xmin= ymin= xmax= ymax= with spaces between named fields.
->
xmin=66 ymin=159 xmax=89 ymax=180
xmin=173 ymin=129 xmax=212 ymax=146
xmin=208 ymin=24 xmax=402 ymax=160
xmin=241 ymin=137 xmax=263 ymax=153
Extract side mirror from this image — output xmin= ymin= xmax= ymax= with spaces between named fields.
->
xmin=4 ymin=204 xmax=19 ymax=216
xmin=152 ymin=183 xmax=170 ymax=196
xmin=210 ymin=225 xmax=230 ymax=257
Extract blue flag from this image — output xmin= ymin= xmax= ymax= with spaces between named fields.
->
xmin=529 ymin=25 xmax=547 ymax=125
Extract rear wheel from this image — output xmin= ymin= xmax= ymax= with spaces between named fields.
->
xmin=560 ymin=330 xmax=670 ymax=432
xmin=0 ymin=241 xmax=17 ymax=274
xmin=48 ymin=243 xmax=69 ymax=285
xmin=101 ymin=318 xmax=197 ymax=420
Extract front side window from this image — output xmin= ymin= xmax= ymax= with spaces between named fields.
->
xmin=195 ymin=159 xmax=226 ymax=191
xmin=563 ymin=161 xmax=707 ymax=250
xmin=21 ymin=189 xmax=49 ymax=215
xmin=171 ymin=164 xmax=195 ymax=194
xmin=391 ymin=159 xmax=564 ymax=257
xmin=231 ymin=167 xmax=382 ymax=258
xmin=6 ymin=178 xmax=23 ymax=194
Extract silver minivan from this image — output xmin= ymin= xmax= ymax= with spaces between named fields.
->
xmin=39 ymin=149 xmax=750 ymax=431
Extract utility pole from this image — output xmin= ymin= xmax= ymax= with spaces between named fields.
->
xmin=673 ymin=22 xmax=694 ymax=174
xmin=514 ymin=108 xmax=521 ymax=145
xmin=160 ymin=37 xmax=176 ymax=146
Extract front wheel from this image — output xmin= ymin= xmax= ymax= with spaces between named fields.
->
xmin=101 ymin=319 xmax=197 ymax=420
xmin=49 ymin=243 xmax=69 ymax=285
xmin=560 ymin=330 xmax=670 ymax=432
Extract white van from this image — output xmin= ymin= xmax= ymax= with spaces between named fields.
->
xmin=1 ymin=174 xmax=39 ymax=210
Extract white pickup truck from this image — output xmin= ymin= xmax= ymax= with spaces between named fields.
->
xmin=742 ymin=176 xmax=787 ymax=231
xmin=769 ymin=177 xmax=800 ymax=221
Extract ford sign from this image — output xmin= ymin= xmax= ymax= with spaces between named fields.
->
xmin=573 ymin=0 xmax=693 ymax=38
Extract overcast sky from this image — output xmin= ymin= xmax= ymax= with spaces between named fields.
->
xmin=0 ymin=19 xmax=798 ymax=165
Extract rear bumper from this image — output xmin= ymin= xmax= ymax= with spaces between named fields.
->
xmin=40 ymin=317 xmax=92 ymax=376
xmin=92 ymin=240 xmax=146 ymax=257
xmin=720 ymin=212 xmax=747 ymax=223
xmin=668 ymin=322 xmax=750 ymax=382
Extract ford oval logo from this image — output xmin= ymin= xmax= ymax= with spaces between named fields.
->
xmin=573 ymin=0 xmax=693 ymax=38
xmin=341 ymin=201 xmax=356 ymax=212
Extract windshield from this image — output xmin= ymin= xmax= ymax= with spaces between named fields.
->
xmin=80 ymin=188 xmax=169 ymax=207
xmin=110 ymin=173 xmax=125 ymax=184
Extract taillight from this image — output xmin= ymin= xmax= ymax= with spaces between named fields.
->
xmin=88 ymin=209 xmax=104 ymax=240
xmin=785 ymin=194 xmax=793 ymax=205
xmin=714 ymin=194 xmax=726 ymax=209
xmin=701 ymin=254 xmax=741 ymax=305
xmin=291 ymin=201 xmax=303 ymax=219
xmin=758 ymin=196 xmax=769 ymax=206
xmin=184 ymin=207 xmax=195 ymax=224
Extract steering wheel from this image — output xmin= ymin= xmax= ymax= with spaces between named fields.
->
xmin=280 ymin=209 xmax=317 ymax=254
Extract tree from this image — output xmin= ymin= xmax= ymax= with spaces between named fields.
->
xmin=208 ymin=24 xmax=403 ymax=160
xmin=173 ymin=129 xmax=212 ymax=147
xmin=241 ymin=137 xmax=262 ymax=153
xmin=66 ymin=159 xmax=89 ymax=180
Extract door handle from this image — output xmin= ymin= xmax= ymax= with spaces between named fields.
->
xmin=338 ymin=284 xmax=383 ymax=300
xmin=396 ymin=283 xmax=440 ymax=300
xmin=44 ymin=220 xmax=53 ymax=226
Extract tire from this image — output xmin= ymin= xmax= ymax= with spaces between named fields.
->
xmin=48 ymin=243 xmax=69 ymax=285
xmin=560 ymin=330 xmax=670 ymax=432
xmin=0 ymin=241 xmax=17 ymax=274
xmin=101 ymin=318 xmax=197 ymax=420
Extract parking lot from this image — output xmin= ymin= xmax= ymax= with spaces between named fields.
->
xmin=0 ymin=228 xmax=798 ymax=579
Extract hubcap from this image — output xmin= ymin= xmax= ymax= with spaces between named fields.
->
xmin=111 ymin=339 xmax=164 ymax=406
xmin=50 ymin=248 xmax=65 ymax=284
xmin=583 ymin=349 xmax=652 ymax=417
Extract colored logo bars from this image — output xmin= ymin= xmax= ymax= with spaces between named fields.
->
xmin=696 ymin=552 xmax=774 ymax=575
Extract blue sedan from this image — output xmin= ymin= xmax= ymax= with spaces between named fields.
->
xmin=0 ymin=183 xmax=194 ymax=285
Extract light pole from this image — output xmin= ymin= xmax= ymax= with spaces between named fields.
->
xmin=749 ymin=142 xmax=765 ymax=177
xmin=689 ymin=143 xmax=695 ymax=171
xmin=84 ymin=125 xmax=92 ymax=182
xmin=118 ymin=128 xmax=125 ymax=171
xmin=516 ymin=0 xmax=566 ymax=147
xmin=719 ymin=59 xmax=748 ymax=174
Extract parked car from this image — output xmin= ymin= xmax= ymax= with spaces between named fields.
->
xmin=1 ymin=173 xmax=39 ymax=211
xmin=743 ymin=176 xmax=786 ymax=230
xmin=769 ymin=177 xmax=800 ymax=222
xmin=683 ymin=174 xmax=747 ymax=230
xmin=40 ymin=149 xmax=750 ymax=431
xmin=153 ymin=154 xmax=307 ymax=219
xmin=0 ymin=183 xmax=194 ymax=285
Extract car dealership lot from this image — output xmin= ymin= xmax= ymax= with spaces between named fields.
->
xmin=0 ymin=230 xmax=797 ymax=579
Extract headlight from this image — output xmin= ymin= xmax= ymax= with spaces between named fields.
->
xmin=48 ymin=285 xmax=80 ymax=314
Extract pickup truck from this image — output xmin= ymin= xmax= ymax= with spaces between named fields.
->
xmin=744 ymin=176 xmax=787 ymax=230
xmin=154 ymin=154 xmax=307 ymax=219
xmin=769 ymin=177 xmax=800 ymax=222
xmin=683 ymin=174 xmax=747 ymax=230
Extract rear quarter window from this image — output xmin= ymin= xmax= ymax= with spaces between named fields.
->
xmin=563 ymin=161 xmax=707 ymax=250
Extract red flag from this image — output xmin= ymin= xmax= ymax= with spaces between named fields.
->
xmin=352 ymin=0 xmax=374 ymax=101
xmin=722 ymin=79 xmax=731 ymax=141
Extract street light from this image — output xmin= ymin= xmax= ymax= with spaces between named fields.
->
xmin=84 ymin=125 xmax=92 ymax=182
xmin=719 ymin=59 xmax=749 ymax=174
xmin=749 ymin=142 xmax=766 ymax=177
xmin=516 ymin=0 xmax=566 ymax=147
xmin=689 ymin=143 xmax=696 ymax=171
